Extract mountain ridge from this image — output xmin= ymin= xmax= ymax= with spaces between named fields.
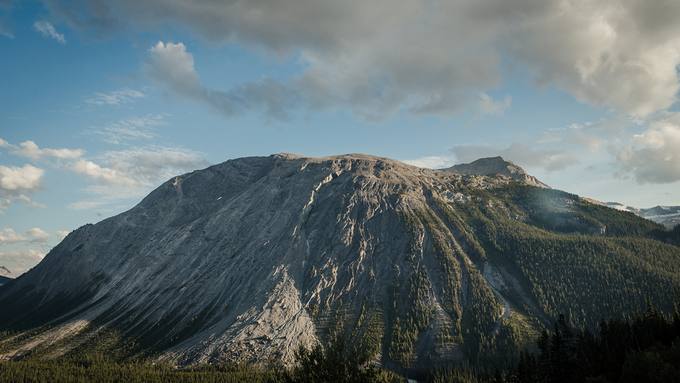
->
xmin=444 ymin=156 xmax=549 ymax=188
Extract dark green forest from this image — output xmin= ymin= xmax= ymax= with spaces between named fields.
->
xmin=1 ymin=305 xmax=679 ymax=382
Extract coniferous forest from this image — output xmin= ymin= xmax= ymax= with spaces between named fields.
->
xmin=1 ymin=305 xmax=679 ymax=382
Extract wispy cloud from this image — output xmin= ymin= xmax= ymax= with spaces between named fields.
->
xmin=33 ymin=20 xmax=65 ymax=44
xmin=478 ymin=93 xmax=512 ymax=115
xmin=146 ymin=41 xmax=295 ymax=120
xmin=92 ymin=114 xmax=165 ymax=144
xmin=403 ymin=156 xmax=457 ymax=169
xmin=69 ymin=146 xmax=209 ymax=210
xmin=86 ymin=89 xmax=145 ymax=106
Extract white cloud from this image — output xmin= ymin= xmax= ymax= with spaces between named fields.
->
xmin=403 ymin=155 xmax=457 ymax=169
xmin=86 ymin=88 xmax=145 ymax=105
xmin=33 ymin=20 xmax=65 ymax=44
xmin=0 ymin=227 xmax=50 ymax=244
xmin=47 ymin=0 xmax=680 ymax=118
xmin=0 ymin=137 xmax=84 ymax=161
xmin=148 ymin=42 xmax=199 ymax=92
xmin=93 ymin=114 xmax=165 ymax=144
xmin=0 ymin=248 xmax=44 ymax=276
xmin=0 ymin=164 xmax=43 ymax=191
xmin=69 ymin=146 xmax=209 ymax=209
xmin=0 ymin=228 xmax=22 ymax=243
xmin=478 ymin=93 xmax=511 ymax=115
xmin=72 ymin=159 xmax=135 ymax=186
xmin=26 ymin=227 xmax=50 ymax=242
xmin=0 ymin=164 xmax=45 ymax=212
xmin=13 ymin=140 xmax=84 ymax=160
xmin=0 ymin=138 xmax=84 ymax=210
xmin=55 ymin=229 xmax=70 ymax=241
xmin=618 ymin=112 xmax=680 ymax=183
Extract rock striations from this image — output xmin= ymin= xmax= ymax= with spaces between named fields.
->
xmin=1 ymin=153 xmax=679 ymax=371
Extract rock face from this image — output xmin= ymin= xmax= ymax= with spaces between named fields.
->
xmin=445 ymin=156 xmax=549 ymax=188
xmin=1 ymin=153 xmax=679 ymax=370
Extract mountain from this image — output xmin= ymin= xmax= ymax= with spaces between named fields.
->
xmin=597 ymin=202 xmax=680 ymax=229
xmin=638 ymin=206 xmax=680 ymax=228
xmin=445 ymin=156 xmax=549 ymax=189
xmin=1 ymin=153 xmax=679 ymax=371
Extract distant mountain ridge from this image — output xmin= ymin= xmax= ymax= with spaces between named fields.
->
xmin=444 ymin=156 xmax=549 ymax=188
xmin=593 ymin=201 xmax=680 ymax=228
xmin=0 ymin=153 xmax=678 ymax=371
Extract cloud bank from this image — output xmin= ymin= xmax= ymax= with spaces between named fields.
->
xmin=47 ymin=0 xmax=680 ymax=118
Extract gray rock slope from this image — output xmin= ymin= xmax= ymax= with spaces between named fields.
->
xmin=446 ymin=156 xmax=549 ymax=188
xmin=0 ymin=154 xmax=678 ymax=370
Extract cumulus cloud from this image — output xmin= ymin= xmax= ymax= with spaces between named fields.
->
xmin=45 ymin=0 xmax=680 ymax=118
xmin=0 ymin=137 xmax=84 ymax=161
xmin=452 ymin=143 xmax=579 ymax=172
xmin=0 ymin=227 xmax=50 ymax=244
xmin=0 ymin=164 xmax=42 ymax=191
xmin=86 ymin=88 xmax=145 ymax=105
xmin=72 ymin=159 xmax=135 ymax=187
xmin=0 ymin=164 xmax=44 ymax=211
xmin=93 ymin=114 xmax=165 ymax=144
xmin=33 ymin=20 xmax=65 ymax=44
xmin=618 ymin=113 xmax=680 ymax=183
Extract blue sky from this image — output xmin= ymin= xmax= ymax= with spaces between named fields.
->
xmin=1 ymin=0 xmax=680 ymax=275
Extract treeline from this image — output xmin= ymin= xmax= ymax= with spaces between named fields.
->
xmin=1 ymin=307 xmax=679 ymax=382
xmin=430 ymin=306 xmax=680 ymax=383
xmin=0 ymin=333 xmax=400 ymax=383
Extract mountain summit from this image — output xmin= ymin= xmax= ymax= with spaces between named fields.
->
xmin=445 ymin=156 xmax=549 ymax=188
xmin=1 ymin=153 xmax=678 ymax=370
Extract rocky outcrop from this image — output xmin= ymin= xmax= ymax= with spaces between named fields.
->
xmin=445 ymin=156 xmax=549 ymax=188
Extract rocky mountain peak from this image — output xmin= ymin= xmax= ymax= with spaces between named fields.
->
xmin=445 ymin=156 xmax=549 ymax=188
xmin=0 ymin=152 xmax=676 ymax=372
